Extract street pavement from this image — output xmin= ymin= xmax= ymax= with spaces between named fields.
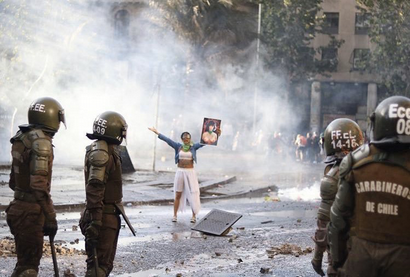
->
xmin=0 ymin=155 xmax=323 ymax=212
xmin=0 ymin=155 xmax=325 ymax=277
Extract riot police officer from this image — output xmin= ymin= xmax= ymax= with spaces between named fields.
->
xmin=329 ymin=96 xmax=410 ymax=276
xmin=311 ymin=118 xmax=364 ymax=276
xmin=6 ymin=97 xmax=66 ymax=277
xmin=79 ymin=111 xmax=131 ymax=277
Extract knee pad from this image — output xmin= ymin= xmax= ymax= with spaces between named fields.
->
xmin=18 ymin=269 xmax=38 ymax=277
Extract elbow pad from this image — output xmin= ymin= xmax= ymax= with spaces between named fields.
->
xmin=30 ymin=138 xmax=52 ymax=176
xmin=88 ymin=140 xmax=109 ymax=184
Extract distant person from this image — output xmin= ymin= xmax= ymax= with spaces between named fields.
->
xmin=201 ymin=120 xmax=219 ymax=145
xmin=149 ymin=126 xmax=221 ymax=223
xmin=329 ymin=96 xmax=410 ymax=276
xmin=295 ymin=134 xmax=307 ymax=161
xmin=311 ymin=131 xmax=321 ymax=163
xmin=306 ymin=132 xmax=313 ymax=162
xmin=80 ymin=111 xmax=131 ymax=277
xmin=311 ymin=118 xmax=364 ymax=276
xmin=6 ymin=97 xmax=66 ymax=276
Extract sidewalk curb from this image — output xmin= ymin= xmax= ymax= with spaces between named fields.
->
xmin=0 ymin=176 xmax=239 ymax=212
xmin=0 ymin=185 xmax=277 ymax=212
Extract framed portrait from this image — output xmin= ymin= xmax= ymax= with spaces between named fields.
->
xmin=200 ymin=117 xmax=221 ymax=146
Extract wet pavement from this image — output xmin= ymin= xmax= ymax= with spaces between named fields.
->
xmin=0 ymin=154 xmax=326 ymax=276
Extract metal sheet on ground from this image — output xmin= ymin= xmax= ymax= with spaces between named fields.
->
xmin=191 ymin=209 xmax=242 ymax=236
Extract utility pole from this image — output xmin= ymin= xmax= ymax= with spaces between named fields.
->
xmin=152 ymin=66 xmax=162 ymax=171
xmin=252 ymin=3 xmax=262 ymax=135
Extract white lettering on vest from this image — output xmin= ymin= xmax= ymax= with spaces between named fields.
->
xmin=377 ymin=203 xmax=398 ymax=216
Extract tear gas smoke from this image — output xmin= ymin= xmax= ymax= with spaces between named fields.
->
xmin=0 ymin=1 xmax=299 ymax=175
xmin=278 ymin=181 xmax=321 ymax=201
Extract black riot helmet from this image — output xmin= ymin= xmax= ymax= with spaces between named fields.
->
xmin=28 ymin=97 xmax=66 ymax=133
xmin=86 ymin=111 xmax=127 ymax=145
xmin=323 ymin=118 xmax=364 ymax=163
xmin=370 ymin=95 xmax=410 ymax=145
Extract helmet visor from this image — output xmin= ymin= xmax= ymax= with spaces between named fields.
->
xmin=59 ymin=110 xmax=66 ymax=129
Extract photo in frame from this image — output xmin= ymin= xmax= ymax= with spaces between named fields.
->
xmin=200 ymin=117 xmax=221 ymax=146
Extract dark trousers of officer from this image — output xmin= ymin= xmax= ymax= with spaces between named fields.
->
xmin=6 ymin=200 xmax=45 ymax=275
xmin=82 ymin=212 xmax=121 ymax=276
xmin=338 ymin=237 xmax=410 ymax=277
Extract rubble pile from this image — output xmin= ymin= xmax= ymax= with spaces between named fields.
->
xmin=0 ymin=237 xmax=15 ymax=257
xmin=266 ymin=243 xmax=312 ymax=258
xmin=0 ymin=237 xmax=85 ymax=258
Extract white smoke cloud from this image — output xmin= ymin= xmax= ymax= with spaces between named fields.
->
xmin=0 ymin=0 xmax=299 ymax=174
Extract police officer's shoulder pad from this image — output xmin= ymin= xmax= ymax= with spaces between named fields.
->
xmin=89 ymin=141 xmax=109 ymax=167
xmin=320 ymin=174 xmax=339 ymax=200
xmin=27 ymin=129 xmax=47 ymax=140
xmin=339 ymin=154 xmax=352 ymax=178
xmin=90 ymin=140 xmax=109 ymax=152
xmin=351 ymin=144 xmax=370 ymax=163
xmin=31 ymin=137 xmax=52 ymax=156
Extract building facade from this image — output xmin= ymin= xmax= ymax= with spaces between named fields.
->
xmin=309 ymin=0 xmax=378 ymax=134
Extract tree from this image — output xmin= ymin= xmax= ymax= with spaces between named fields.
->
xmin=259 ymin=0 xmax=343 ymax=85
xmin=149 ymin=0 xmax=258 ymax=95
xmin=358 ymin=0 xmax=410 ymax=96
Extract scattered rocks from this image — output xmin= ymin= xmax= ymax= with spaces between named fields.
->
xmin=266 ymin=243 xmax=313 ymax=258
xmin=63 ymin=269 xmax=76 ymax=277
xmin=0 ymin=237 xmax=85 ymax=258
xmin=260 ymin=267 xmax=270 ymax=274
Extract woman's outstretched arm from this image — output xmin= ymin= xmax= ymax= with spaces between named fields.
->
xmin=148 ymin=127 xmax=180 ymax=150
xmin=148 ymin=127 xmax=159 ymax=135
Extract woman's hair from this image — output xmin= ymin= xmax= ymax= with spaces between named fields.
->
xmin=205 ymin=120 xmax=216 ymax=131
xmin=181 ymin=132 xmax=191 ymax=139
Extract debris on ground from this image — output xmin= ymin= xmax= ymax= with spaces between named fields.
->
xmin=64 ymin=269 xmax=77 ymax=277
xmin=266 ymin=243 xmax=313 ymax=258
xmin=0 ymin=237 xmax=85 ymax=257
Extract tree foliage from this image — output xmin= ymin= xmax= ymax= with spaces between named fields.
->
xmin=259 ymin=0 xmax=343 ymax=82
xmin=358 ymin=0 xmax=410 ymax=95
xmin=149 ymin=0 xmax=258 ymax=63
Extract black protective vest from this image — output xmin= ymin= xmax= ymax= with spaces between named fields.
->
xmin=351 ymin=145 xmax=410 ymax=244
xmin=85 ymin=144 xmax=123 ymax=203
xmin=9 ymin=129 xmax=53 ymax=193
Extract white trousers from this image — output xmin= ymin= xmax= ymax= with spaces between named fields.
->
xmin=174 ymin=168 xmax=201 ymax=214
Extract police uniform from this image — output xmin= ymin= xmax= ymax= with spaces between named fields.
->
xmin=313 ymin=163 xmax=339 ymax=276
xmin=6 ymin=128 xmax=55 ymax=276
xmin=80 ymin=140 xmax=123 ymax=276
xmin=6 ymin=97 xmax=65 ymax=277
xmin=329 ymin=96 xmax=410 ymax=277
xmin=331 ymin=144 xmax=410 ymax=276
xmin=312 ymin=118 xmax=364 ymax=277
xmin=79 ymin=111 xmax=129 ymax=277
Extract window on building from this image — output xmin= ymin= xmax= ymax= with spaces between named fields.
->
xmin=299 ymin=47 xmax=315 ymax=61
xmin=323 ymin=12 xmax=339 ymax=34
xmin=352 ymin=48 xmax=370 ymax=71
xmin=355 ymin=13 xmax=370 ymax=35
xmin=321 ymin=47 xmax=338 ymax=71
xmin=114 ymin=9 xmax=130 ymax=38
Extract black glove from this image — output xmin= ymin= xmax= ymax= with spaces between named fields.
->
xmin=86 ymin=220 xmax=102 ymax=245
xmin=43 ymin=216 xmax=58 ymax=237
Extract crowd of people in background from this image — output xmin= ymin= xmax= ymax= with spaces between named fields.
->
xmin=162 ymin=118 xmax=360 ymax=165
xmin=221 ymin=123 xmax=325 ymax=164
